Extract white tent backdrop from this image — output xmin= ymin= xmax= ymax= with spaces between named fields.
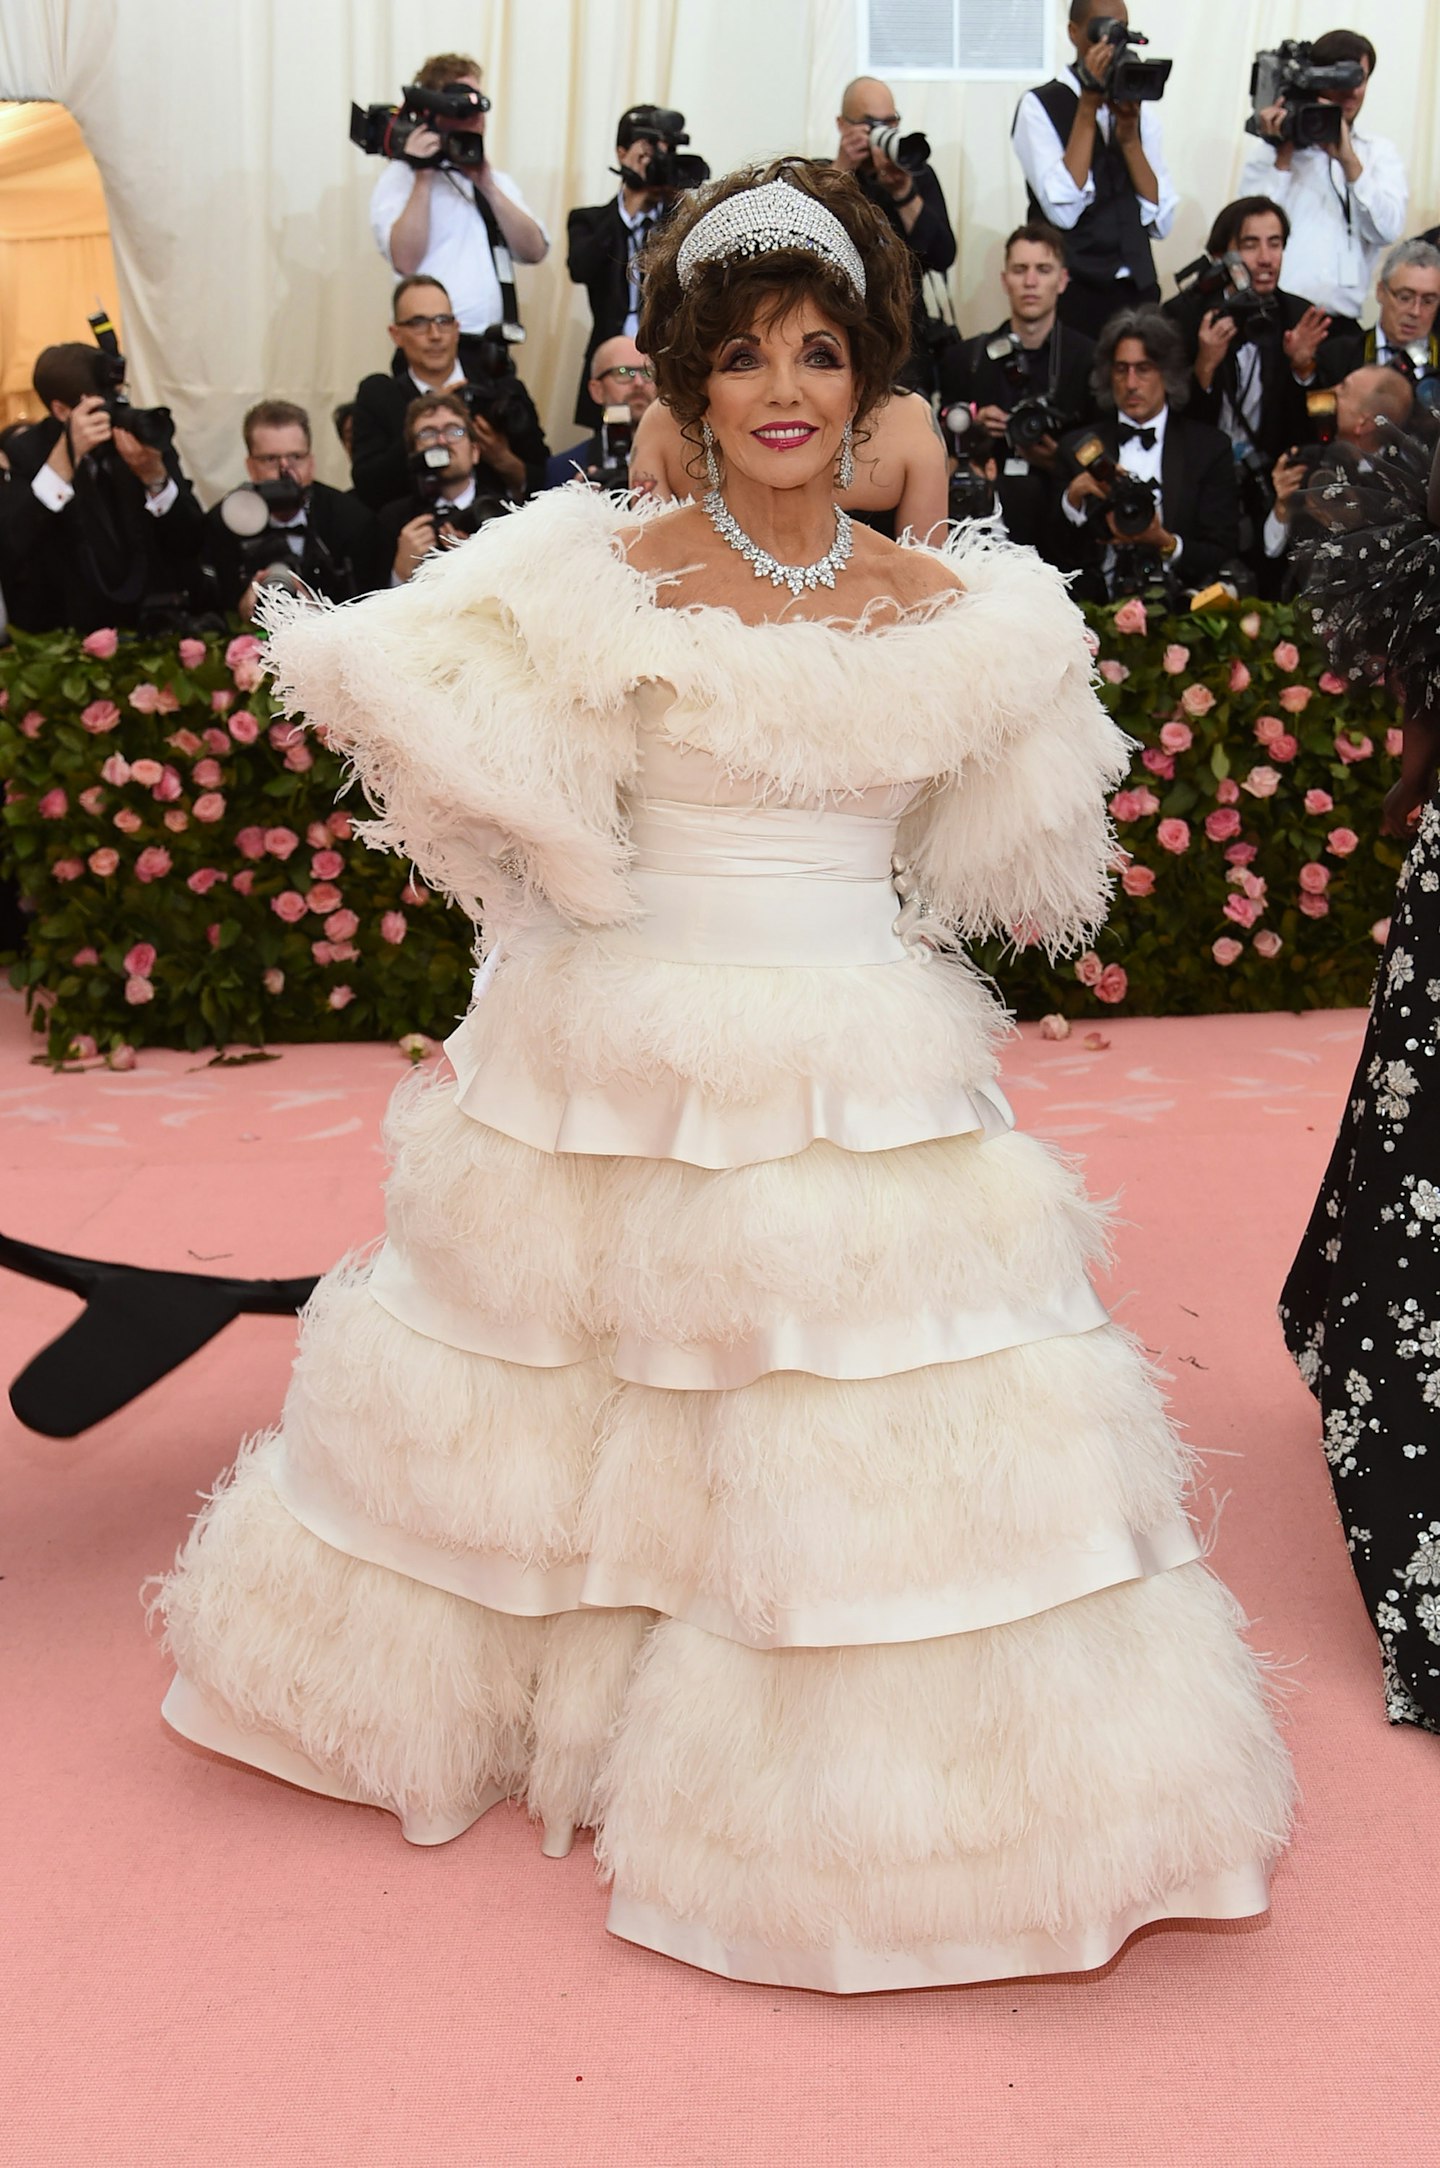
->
xmin=1 ymin=0 xmax=1436 ymax=499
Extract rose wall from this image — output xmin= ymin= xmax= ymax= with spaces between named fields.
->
xmin=0 ymin=601 xmax=1407 ymax=1059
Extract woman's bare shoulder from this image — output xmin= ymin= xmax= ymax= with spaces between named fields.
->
xmin=861 ymin=527 xmax=965 ymax=606
xmin=615 ymin=501 xmax=708 ymax=574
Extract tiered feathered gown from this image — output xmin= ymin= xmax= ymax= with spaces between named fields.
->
xmin=155 ymin=489 xmax=1292 ymax=1991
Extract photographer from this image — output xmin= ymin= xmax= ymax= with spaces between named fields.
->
xmin=1239 ymin=30 xmax=1406 ymax=328
xmin=201 ymin=401 xmax=385 ymax=618
xmin=382 ymin=392 xmax=510 ymax=585
xmin=1315 ymin=240 xmax=1440 ymax=399
xmin=1057 ymin=305 xmax=1239 ymax=602
xmin=544 ymin=337 xmax=656 ymax=489
xmin=1264 ymin=363 xmax=1416 ymax=585
xmin=1012 ymin=1 xmax=1177 ymax=342
xmin=833 ymin=75 xmax=957 ymax=397
xmin=4 ymin=341 xmax=204 ymax=635
xmin=369 ymin=52 xmax=548 ymax=354
xmin=567 ymin=106 xmax=705 ymax=431
xmin=350 ymin=275 xmax=548 ymax=512
xmin=946 ymin=222 xmax=1096 ymax=557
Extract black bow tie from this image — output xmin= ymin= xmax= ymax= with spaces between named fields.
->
xmin=1118 ymin=423 xmax=1158 ymax=450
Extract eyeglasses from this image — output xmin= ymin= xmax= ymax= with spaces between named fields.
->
xmin=413 ymin=422 xmax=469 ymax=447
xmin=599 ymin=365 xmax=654 ymax=383
xmin=1384 ymin=285 xmax=1440 ymax=311
xmin=249 ymin=450 xmax=311 ymax=470
xmin=396 ymin=313 xmax=459 ymax=333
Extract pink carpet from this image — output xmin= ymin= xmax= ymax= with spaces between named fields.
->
xmin=3 ymin=990 xmax=1435 ymax=2167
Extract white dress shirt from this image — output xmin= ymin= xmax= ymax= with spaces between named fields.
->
xmin=370 ymin=162 xmax=549 ymax=333
xmin=1011 ymin=66 xmax=1177 ymax=262
xmin=32 ymin=460 xmax=177 ymax=518
xmin=1238 ymin=131 xmax=1408 ymax=321
xmin=1062 ymin=402 xmax=1180 ymax=568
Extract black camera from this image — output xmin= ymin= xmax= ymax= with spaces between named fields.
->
xmin=867 ymin=124 xmax=932 ymax=174
xmin=408 ymin=444 xmax=506 ymax=537
xmin=1072 ymin=431 xmax=1160 ymax=536
xmin=941 ymin=406 xmax=999 ymax=521
xmin=215 ymin=480 xmax=314 ymax=599
xmin=1079 ymin=17 xmax=1171 ymax=102
xmin=1246 ymin=43 xmax=1365 ymax=152
xmin=588 ymin=406 xmax=635 ymax=492
xmin=617 ymin=107 xmax=710 ymax=194
xmin=350 ymin=80 xmax=491 ymax=170
xmin=457 ymin=326 xmax=537 ymax=442
xmin=85 ymin=309 xmax=173 ymax=452
xmin=982 ymin=333 xmax=1071 ymax=451
xmin=1173 ymin=251 xmax=1277 ymax=335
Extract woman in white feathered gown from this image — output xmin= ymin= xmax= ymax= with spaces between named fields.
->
xmin=155 ymin=161 xmax=1292 ymax=1992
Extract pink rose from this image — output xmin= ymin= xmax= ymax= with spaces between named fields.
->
xmin=1269 ymin=733 xmax=1299 ymax=762
xmin=306 ymin=882 xmax=342 ymax=915
xmin=1141 ymin=748 xmax=1175 ymax=778
xmin=38 ymin=787 xmax=68 ymax=819
xmin=1298 ymin=862 xmax=1330 ymax=894
xmin=327 ymin=814 xmax=352 ymax=841
xmin=1212 ymin=937 xmax=1244 ymax=966
xmin=1225 ymin=842 xmax=1258 ymax=866
xmin=235 ymin=826 xmax=267 ymax=860
xmin=227 ymin=709 xmax=259 ymax=745
xmin=262 ymin=827 xmax=299 ymax=860
xmin=1304 ymin=789 xmax=1334 ymax=815
xmin=1372 ymin=918 xmax=1392 ymax=945
xmin=1113 ymin=597 xmax=1147 ymax=635
xmin=193 ymin=792 xmax=226 ymax=823
xmin=100 ymin=754 xmax=131 ymax=786
xmin=1253 ymin=930 xmax=1283 ymax=958
xmin=82 ymin=627 xmax=118 ymax=659
xmin=209 ymin=689 xmax=235 ymax=714
xmin=1278 ymin=684 xmax=1312 ymax=714
xmin=1038 ymin=1014 xmax=1071 ymax=1041
xmin=203 ymin=727 xmax=231 ymax=755
xmin=1098 ymin=659 xmax=1130 ymax=684
xmin=1180 ymin=683 xmax=1216 ymax=718
xmin=1157 ymin=818 xmax=1191 ymax=854
xmin=1335 ymin=732 xmax=1373 ymax=764
xmin=87 ymin=847 xmax=119 ymax=876
xmin=1109 ymin=789 xmax=1147 ymax=823
xmin=124 ymin=975 xmax=155 ymax=1006
xmin=72 ymin=950 xmax=99 ymax=968
xmin=163 ymin=809 xmax=189 ymax=833
xmin=399 ymin=878 xmax=426 ymax=905
xmin=1254 ymin=714 xmax=1284 ymax=745
xmin=1205 ymin=807 xmax=1242 ymax=843
xmin=1237 ymin=869 xmax=1267 ymax=902
xmin=168 ymin=728 xmax=202 ymax=755
xmin=1318 ymin=671 xmax=1348 ymax=695
xmin=80 ymin=699 xmax=121 ymax=734
xmin=124 ymin=942 xmax=157 ymax=979
xmin=67 ymin=1033 xmax=99 ymax=1060
xmin=113 ymin=808 xmax=142 ymax=834
xmin=1273 ymin=640 xmax=1300 ymax=673
xmin=1224 ymin=894 xmax=1261 ymax=928
xmin=205 ymin=923 xmax=222 ymax=949
xmin=1075 ymin=950 xmax=1104 ymax=987
xmin=106 ymin=1044 xmax=137 ymax=1072
xmin=268 ymin=721 xmax=298 ymax=752
xmin=1386 ymin=728 xmax=1404 ymax=758
xmin=310 ymin=849 xmax=343 ymax=880
xmin=271 ymin=890 xmax=308 ymax=923
xmin=1242 ymin=766 xmax=1280 ymax=799
xmin=1228 ymin=659 xmax=1252 ymax=693
xmin=1239 ymin=611 xmax=1262 ymax=639
xmin=1327 ymin=827 xmax=1359 ymax=857
xmin=323 ymin=908 xmax=359 ymax=941
xmin=263 ymin=968 xmax=285 ymax=995
xmin=187 ymin=868 xmax=228 ymax=895
xmin=128 ymin=682 xmax=162 ymax=714
xmin=284 ymin=742 xmax=314 ymax=773
xmin=380 ymin=909 xmax=409 ymax=942
xmin=225 ymin=633 xmax=262 ymax=670
xmin=1159 ymin=720 xmax=1193 ymax=753
xmin=129 ymin=758 xmax=164 ymax=787
xmin=51 ymin=858 xmax=85 ymax=882
xmin=1162 ymin=643 xmax=1191 ymax=674
xmin=306 ymin=822 xmax=330 ymax=848
xmin=1095 ymin=963 xmax=1128 ymax=1004
xmin=231 ymin=869 xmax=255 ymax=896
xmin=311 ymin=940 xmax=336 ymax=965
xmin=20 ymin=709 xmax=43 ymax=739
xmin=178 ymin=637 xmax=207 ymax=669
xmin=1215 ymin=777 xmax=1240 ymax=805
xmin=192 ymin=758 xmax=224 ymax=787
xmin=231 ymin=656 xmax=262 ymax=693
xmin=1299 ymin=892 xmax=1330 ymax=919
xmin=153 ymin=765 xmax=183 ymax=803
xmin=328 ymin=985 xmax=355 ymax=1011
xmin=135 ymin=846 xmax=172 ymax=883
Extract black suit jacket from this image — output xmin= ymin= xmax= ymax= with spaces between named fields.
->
xmin=567 ymin=197 xmax=638 ymax=428
xmin=198 ymin=481 xmax=386 ymax=611
xmin=349 ymin=362 xmax=549 ymax=512
xmin=1314 ymin=323 xmax=1440 ymax=396
xmin=948 ymin=319 xmax=1096 ymax=556
xmin=1163 ymin=287 xmax=1314 ymax=461
xmin=1057 ymin=409 xmax=1241 ymax=590
xmin=4 ymin=416 xmax=205 ymax=635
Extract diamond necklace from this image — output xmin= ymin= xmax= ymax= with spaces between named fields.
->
xmin=704 ymin=489 xmax=853 ymax=599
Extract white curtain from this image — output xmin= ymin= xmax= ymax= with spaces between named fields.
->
xmin=0 ymin=0 xmax=1436 ymax=500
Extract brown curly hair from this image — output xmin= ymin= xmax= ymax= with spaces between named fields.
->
xmin=637 ymin=159 xmax=914 ymax=480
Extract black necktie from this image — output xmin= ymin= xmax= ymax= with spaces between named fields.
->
xmin=1119 ymin=423 xmax=1157 ymax=450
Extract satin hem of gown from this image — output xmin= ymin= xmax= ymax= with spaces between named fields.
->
xmin=604 ymin=1868 xmax=1273 ymax=1993
xmin=270 ymin=1444 xmax=1201 ymax=1647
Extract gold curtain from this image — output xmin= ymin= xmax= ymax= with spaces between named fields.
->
xmin=0 ymin=101 xmax=121 ymax=427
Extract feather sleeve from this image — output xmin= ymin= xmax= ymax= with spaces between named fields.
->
xmin=893 ymin=529 xmax=1132 ymax=955
xmin=260 ymin=491 xmax=658 ymax=927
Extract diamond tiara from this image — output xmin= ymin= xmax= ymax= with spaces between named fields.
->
xmin=676 ymin=180 xmax=867 ymax=301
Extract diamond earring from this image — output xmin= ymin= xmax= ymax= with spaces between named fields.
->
xmin=702 ymin=420 xmax=721 ymax=491
xmin=838 ymin=419 xmax=855 ymax=491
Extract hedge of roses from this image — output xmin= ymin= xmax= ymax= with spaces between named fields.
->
xmin=0 ymin=601 xmax=1410 ymax=1057
xmin=976 ymin=595 xmax=1407 ymax=1017
xmin=0 ymin=626 xmax=473 ymax=1059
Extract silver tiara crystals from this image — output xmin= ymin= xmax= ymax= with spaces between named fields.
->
xmin=676 ymin=180 xmax=867 ymax=301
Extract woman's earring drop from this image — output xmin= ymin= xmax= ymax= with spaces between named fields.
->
xmin=702 ymin=421 xmax=721 ymax=491
xmin=838 ymin=419 xmax=855 ymax=491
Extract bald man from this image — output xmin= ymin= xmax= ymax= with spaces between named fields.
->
xmin=1265 ymin=362 xmax=1416 ymax=590
xmin=628 ymin=387 xmax=950 ymax=545
xmin=545 ymin=333 xmax=657 ymax=488
xmin=833 ymin=73 xmax=956 ymax=398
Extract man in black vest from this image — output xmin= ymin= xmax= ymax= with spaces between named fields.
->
xmin=1012 ymin=0 xmax=1177 ymax=342
xmin=567 ymin=106 xmax=692 ymax=433
xmin=200 ymin=401 xmax=386 ymax=617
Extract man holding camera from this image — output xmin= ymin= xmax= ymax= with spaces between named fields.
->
xmin=4 ymin=342 xmax=204 ymax=635
xmin=1239 ymin=30 xmax=1406 ymax=329
xmin=567 ymin=106 xmax=703 ymax=431
xmin=1057 ymin=306 xmax=1240 ymax=602
xmin=382 ymin=392 xmax=508 ymax=585
xmin=201 ymin=401 xmax=385 ymax=618
xmin=946 ymin=222 xmax=1097 ymax=557
xmin=1012 ymin=1 xmax=1177 ymax=343
xmin=1314 ymin=239 xmax=1440 ymax=399
xmin=833 ymin=76 xmax=957 ymax=396
xmin=369 ymin=52 xmax=548 ymax=355
xmin=350 ymin=275 xmax=547 ymax=513
xmin=1265 ymin=364 xmax=1416 ymax=586
xmin=544 ymin=337 xmax=656 ymax=489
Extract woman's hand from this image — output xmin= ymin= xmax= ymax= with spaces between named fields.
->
xmin=1381 ymin=775 xmax=1429 ymax=839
